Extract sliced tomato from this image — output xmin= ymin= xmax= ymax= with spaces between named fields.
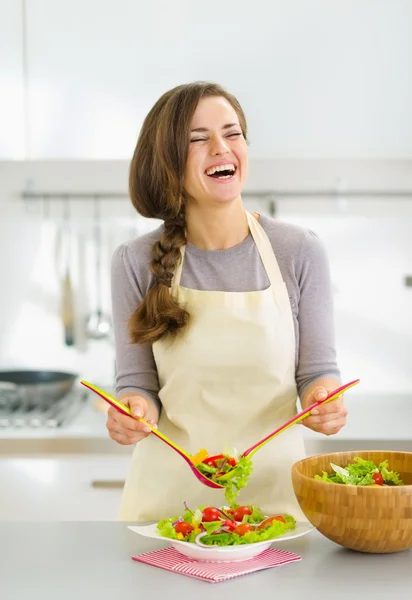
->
xmin=222 ymin=519 xmax=237 ymax=530
xmin=372 ymin=472 xmax=384 ymax=486
xmin=233 ymin=523 xmax=254 ymax=536
xmin=257 ymin=515 xmax=286 ymax=530
xmin=174 ymin=522 xmax=194 ymax=535
xmin=224 ymin=508 xmax=235 ymax=516
xmin=202 ymin=507 xmax=222 ymax=522
xmin=233 ymin=506 xmax=253 ymax=522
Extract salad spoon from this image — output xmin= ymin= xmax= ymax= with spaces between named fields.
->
xmin=80 ymin=380 xmax=224 ymax=489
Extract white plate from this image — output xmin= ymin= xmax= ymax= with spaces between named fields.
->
xmin=128 ymin=520 xmax=314 ymax=562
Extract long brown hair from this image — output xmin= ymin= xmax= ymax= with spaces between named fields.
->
xmin=128 ymin=82 xmax=248 ymax=345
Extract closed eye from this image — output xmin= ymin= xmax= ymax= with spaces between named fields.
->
xmin=191 ymin=132 xmax=242 ymax=143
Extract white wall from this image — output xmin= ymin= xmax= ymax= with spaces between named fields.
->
xmin=1 ymin=0 xmax=412 ymax=159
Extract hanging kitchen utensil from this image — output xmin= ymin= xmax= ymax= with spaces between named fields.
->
xmin=60 ymin=196 xmax=75 ymax=346
xmin=85 ymin=196 xmax=112 ymax=340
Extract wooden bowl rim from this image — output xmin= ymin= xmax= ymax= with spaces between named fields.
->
xmin=292 ymin=449 xmax=412 ymax=490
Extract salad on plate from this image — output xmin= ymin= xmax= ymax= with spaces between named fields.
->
xmin=314 ymin=457 xmax=404 ymax=486
xmin=156 ymin=501 xmax=296 ymax=547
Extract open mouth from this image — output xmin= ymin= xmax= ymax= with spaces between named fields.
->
xmin=205 ymin=164 xmax=237 ymax=180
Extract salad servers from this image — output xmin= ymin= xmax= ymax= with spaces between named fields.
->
xmin=81 ymin=378 xmax=359 ymax=489
xmin=80 ymin=380 xmax=224 ymax=489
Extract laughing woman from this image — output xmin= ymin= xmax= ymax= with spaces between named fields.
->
xmin=109 ymin=82 xmax=345 ymax=522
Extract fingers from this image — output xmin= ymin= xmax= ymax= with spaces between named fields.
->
xmin=304 ymin=414 xmax=347 ymax=436
xmin=108 ymin=406 xmax=148 ymax=434
xmin=106 ymin=395 xmax=157 ymax=446
xmin=304 ymin=410 xmax=346 ymax=428
xmin=303 ymin=410 xmax=347 ymax=435
xmin=107 ymin=413 xmax=157 ymax=445
xmin=128 ymin=396 xmax=148 ymax=419
xmin=303 ymin=387 xmax=348 ymax=436
xmin=312 ymin=386 xmax=328 ymax=401
xmin=311 ymin=396 xmax=344 ymax=416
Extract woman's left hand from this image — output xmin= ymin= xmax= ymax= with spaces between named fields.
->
xmin=302 ymin=385 xmax=348 ymax=436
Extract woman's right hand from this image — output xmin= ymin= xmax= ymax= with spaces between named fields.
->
xmin=106 ymin=394 xmax=157 ymax=445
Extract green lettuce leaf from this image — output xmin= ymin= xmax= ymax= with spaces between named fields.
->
xmin=218 ymin=455 xmax=254 ymax=506
xmin=156 ymin=519 xmax=180 ymax=540
xmin=379 ymin=461 xmax=404 ymax=485
xmin=196 ymin=462 xmax=218 ymax=475
xmin=242 ymin=505 xmax=266 ymax=524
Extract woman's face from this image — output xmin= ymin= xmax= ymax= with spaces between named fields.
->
xmin=183 ymin=96 xmax=248 ymax=207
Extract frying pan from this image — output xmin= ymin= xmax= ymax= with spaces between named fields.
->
xmin=0 ymin=370 xmax=78 ymax=410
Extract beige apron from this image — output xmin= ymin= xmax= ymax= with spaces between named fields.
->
xmin=119 ymin=211 xmax=307 ymax=522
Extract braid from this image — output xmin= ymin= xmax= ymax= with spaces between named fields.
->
xmin=128 ymin=208 xmax=190 ymax=345
xmin=151 ymin=211 xmax=186 ymax=288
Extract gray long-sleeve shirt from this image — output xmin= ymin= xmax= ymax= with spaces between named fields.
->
xmin=111 ymin=213 xmax=341 ymax=410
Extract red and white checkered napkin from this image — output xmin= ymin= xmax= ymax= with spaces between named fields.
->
xmin=132 ymin=547 xmax=301 ymax=583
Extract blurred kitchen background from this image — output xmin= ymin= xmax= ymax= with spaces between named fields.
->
xmin=1 ymin=0 xmax=411 ymax=521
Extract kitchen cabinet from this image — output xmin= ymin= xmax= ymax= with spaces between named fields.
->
xmin=24 ymin=0 xmax=184 ymax=159
xmin=12 ymin=1 xmax=412 ymax=159
xmin=0 ymin=454 xmax=130 ymax=521
xmin=0 ymin=1 xmax=24 ymax=158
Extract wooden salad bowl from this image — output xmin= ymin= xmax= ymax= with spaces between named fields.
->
xmin=291 ymin=450 xmax=412 ymax=554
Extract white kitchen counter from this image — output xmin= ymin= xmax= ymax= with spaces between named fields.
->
xmin=1 ymin=523 xmax=411 ymax=600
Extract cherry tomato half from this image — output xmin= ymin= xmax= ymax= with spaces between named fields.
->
xmin=222 ymin=519 xmax=237 ymax=530
xmin=174 ymin=522 xmax=194 ymax=535
xmin=233 ymin=506 xmax=253 ymax=522
xmin=202 ymin=507 xmax=222 ymax=522
xmin=233 ymin=523 xmax=254 ymax=536
xmin=372 ymin=472 xmax=384 ymax=486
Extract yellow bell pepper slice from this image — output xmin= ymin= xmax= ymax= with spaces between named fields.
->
xmin=191 ymin=447 xmax=209 ymax=465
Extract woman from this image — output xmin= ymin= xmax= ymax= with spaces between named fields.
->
xmin=110 ymin=82 xmax=346 ymax=522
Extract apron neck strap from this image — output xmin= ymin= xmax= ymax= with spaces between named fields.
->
xmin=245 ymin=211 xmax=285 ymax=287
xmin=171 ymin=210 xmax=285 ymax=291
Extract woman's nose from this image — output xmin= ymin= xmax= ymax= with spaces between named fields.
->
xmin=210 ymin=135 xmax=229 ymax=155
